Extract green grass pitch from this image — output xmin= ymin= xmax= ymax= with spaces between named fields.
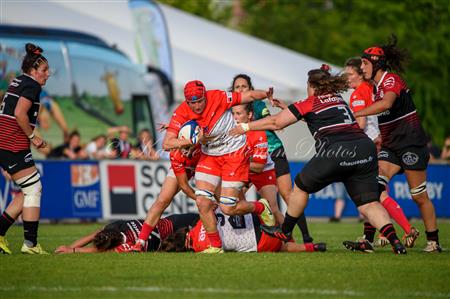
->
xmin=1 ymin=220 xmax=449 ymax=299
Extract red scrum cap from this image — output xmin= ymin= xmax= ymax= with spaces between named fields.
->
xmin=362 ymin=47 xmax=385 ymax=62
xmin=184 ymin=80 xmax=206 ymax=102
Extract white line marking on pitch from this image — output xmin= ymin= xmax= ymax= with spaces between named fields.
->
xmin=0 ymin=286 xmax=449 ymax=297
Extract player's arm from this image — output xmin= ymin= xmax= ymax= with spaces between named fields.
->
xmin=15 ymin=97 xmax=46 ymax=149
xmin=162 ymin=130 xmax=194 ymax=150
xmin=355 ymin=116 xmax=367 ymax=130
xmin=354 ymin=91 xmax=396 ymax=118
xmin=69 ymin=229 xmax=102 ymax=248
xmin=176 ymin=172 xmax=196 ymax=200
xmin=230 ymin=108 xmax=297 ymax=136
xmin=240 ymin=88 xmax=273 ymax=104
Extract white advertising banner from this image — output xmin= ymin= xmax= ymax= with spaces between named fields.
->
xmin=100 ymin=160 xmax=198 ymax=220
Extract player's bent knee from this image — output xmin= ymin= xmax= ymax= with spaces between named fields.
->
xmin=16 ymin=172 xmax=42 ymax=208
xmin=220 ymin=205 xmax=236 ymax=215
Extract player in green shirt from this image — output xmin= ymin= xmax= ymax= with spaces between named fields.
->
xmin=230 ymin=74 xmax=313 ymax=243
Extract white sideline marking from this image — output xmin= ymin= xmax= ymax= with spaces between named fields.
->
xmin=0 ymin=286 xmax=449 ymax=297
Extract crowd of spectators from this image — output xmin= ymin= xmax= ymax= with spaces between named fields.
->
xmin=45 ymin=125 xmax=161 ymax=161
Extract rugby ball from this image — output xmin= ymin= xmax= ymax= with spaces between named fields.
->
xmin=178 ymin=120 xmax=200 ymax=145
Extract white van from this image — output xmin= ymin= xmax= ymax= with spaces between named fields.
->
xmin=0 ymin=25 xmax=173 ymax=152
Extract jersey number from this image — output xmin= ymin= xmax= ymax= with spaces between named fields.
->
xmin=337 ymin=106 xmax=354 ymax=124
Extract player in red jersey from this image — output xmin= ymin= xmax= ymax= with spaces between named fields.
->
xmin=354 ymin=36 xmax=440 ymax=252
xmin=162 ymin=80 xmax=274 ymax=253
xmin=159 ymin=209 xmax=326 ymax=253
xmin=0 ymin=43 xmax=50 ymax=255
xmin=231 ymin=65 xmax=407 ymax=254
xmin=231 ymin=103 xmax=282 ymax=224
xmin=231 ymin=74 xmax=314 ymax=243
xmin=345 ymin=57 xmax=416 ymax=248
xmin=55 ymin=214 xmax=199 ymax=254
xmin=129 ymin=144 xmax=202 ymax=252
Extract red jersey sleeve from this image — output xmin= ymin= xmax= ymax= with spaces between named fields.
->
xmin=208 ymin=90 xmax=241 ymax=110
xmin=382 ymin=74 xmax=403 ymax=97
xmin=250 ymin=131 xmax=268 ymax=165
xmin=288 ymin=96 xmax=314 ymax=120
xmin=170 ymin=150 xmax=186 ymax=176
xmin=349 ymin=90 xmax=368 ymax=113
xmin=167 ymin=103 xmax=190 ymax=135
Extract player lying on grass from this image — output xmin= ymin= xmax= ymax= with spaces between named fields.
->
xmin=55 ymin=214 xmax=199 ymax=253
xmin=55 ymin=211 xmax=325 ymax=254
xmin=159 ymin=208 xmax=326 ymax=253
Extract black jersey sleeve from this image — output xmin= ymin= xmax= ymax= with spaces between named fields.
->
xmin=288 ymin=104 xmax=303 ymax=120
xmin=21 ymin=80 xmax=41 ymax=102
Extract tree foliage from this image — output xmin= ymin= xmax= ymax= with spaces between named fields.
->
xmin=159 ymin=0 xmax=450 ymax=145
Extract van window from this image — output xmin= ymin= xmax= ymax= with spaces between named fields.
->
xmin=67 ymin=42 xmax=137 ymax=140
xmin=0 ymin=38 xmax=71 ymax=147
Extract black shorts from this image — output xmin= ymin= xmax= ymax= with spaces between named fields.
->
xmin=0 ymin=149 xmax=35 ymax=175
xmin=378 ymin=146 xmax=429 ymax=171
xmin=270 ymin=146 xmax=290 ymax=178
xmin=295 ymin=138 xmax=379 ymax=207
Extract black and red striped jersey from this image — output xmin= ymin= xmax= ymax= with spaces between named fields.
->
xmin=0 ymin=74 xmax=41 ymax=152
xmin=288 ymin=94 xmax=365 ymax=143
xmin=106 ymin=213 xmax=199 ymax=252
xmin=374 ymin=72 xmax=427 ymax=150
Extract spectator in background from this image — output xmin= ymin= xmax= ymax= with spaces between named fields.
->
xmin=426 ymin=134 xmax=442 ymax=163
xmin=38 ymin=90 xmax=69 ymax=142
xmin=48 ymin=130 xmax=87 ymax=159
xmin=108 ymin=126 xmax=132 ymax=159
xmin=133 ymin=128 xmax=159 ymax=160
xmin=441 ymin=136 xmax=450 ymax=162
xmin=85 ymin=134 xmax=114 ymax=160
xmin=329 ymin=183 xmax=347 ymax=222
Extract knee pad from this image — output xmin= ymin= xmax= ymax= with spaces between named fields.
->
xmin=195 ymin=189 xmax=215 ymax=202
xmin=16 ymin=172 xmax=42 ymax=208
xmin=410 ymin=181 xmax=427 ymax=196
xmin=377 ymin=175 xmax=390 ymax=194
xmin=219 ymin=196 xmax=238 ymax=206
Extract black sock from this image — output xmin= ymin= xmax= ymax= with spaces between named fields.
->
xmin=426 ymin=230 xmax=439 ymax=244
xmin=363 ymin=222 xmax=376 ymax=243
xmin=23 ymin=221 xmax=39 ymax=247
xmin=281 ymin=213 xmax=299 ymax=235
xmin=0 ymin=212 xmax=15 ymax=236
xmin=296 ymin=213 xmax=313 ymax=243
xmin=379 ymin=223 xmax=400 ymax=246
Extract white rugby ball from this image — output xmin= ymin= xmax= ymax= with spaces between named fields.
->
xmin=178 ymin=120 xmax=200 ymax=144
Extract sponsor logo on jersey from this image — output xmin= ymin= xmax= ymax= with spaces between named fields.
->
xmin=402 ymin=152 xmax=419 ymax=166
xmin=378 ymin=150 xmax=389 ymax=159
xmin=226 ymin=91 xmax=233 ymax=103
xmin=352 ymin=100 xmax=365 ymax=107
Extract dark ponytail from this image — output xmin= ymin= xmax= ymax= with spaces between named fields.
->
xmin=21 ymin=43 xmax=47 ymax=74
xmin=381 ymin=34 xmax=408 ymax=74
xmin=308 ymin=64 xmax=348 ymax=95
